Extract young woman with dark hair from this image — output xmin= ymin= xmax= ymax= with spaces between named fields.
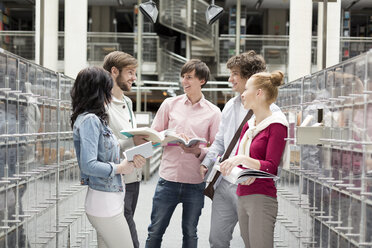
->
xmin=71 ymin=67 xmax=145 ymax=248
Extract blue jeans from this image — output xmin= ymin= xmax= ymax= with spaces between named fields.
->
xmin=145 ymin=178 xmax=205 ymax=248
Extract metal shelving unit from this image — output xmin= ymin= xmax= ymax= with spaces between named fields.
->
xmin=276 ymin=50 xmax=372 ymax=247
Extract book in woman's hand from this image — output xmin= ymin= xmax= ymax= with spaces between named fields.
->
xmin=120 ymin=127 xmax=206 ymax=147
xmin=215 ymin=164 xmax=279 ymax=185
xmin=123 ymin=141 xmax=153 ymax=161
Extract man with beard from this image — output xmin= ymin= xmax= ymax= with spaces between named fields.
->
xmin=103 ymin=51 xmax=148 ymax=248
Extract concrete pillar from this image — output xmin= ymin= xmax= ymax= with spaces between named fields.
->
xmin=186 ymin=0 xmax=192 ymax=59
xmin=91 ymin=6 xmax=111 ymax=32
xmin=317 ymin=0 xmax=341 ymax=70
xmin=64 ymin=0 xmax=87 ymax=78
xmin=267 ymin=9 xmax=287 ymax=35
xmin=136 ymin=1 xmax=143 ymax=112
xmin=235 ymin=0 xmax=241 ymax=55
xmin=35 ymin=0 xmax=58 ymax=71
xmin=288 ymin=0 xmax=312 ymax=81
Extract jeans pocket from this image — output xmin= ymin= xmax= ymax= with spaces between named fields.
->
xmin=193 ymin=182 xmax=206 ymax=192
xmin=158 ymin=177 xmax=167 ymax=186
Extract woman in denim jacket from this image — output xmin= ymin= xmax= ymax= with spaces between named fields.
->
xmin=71 ymin=67 xmax=145 ymax=248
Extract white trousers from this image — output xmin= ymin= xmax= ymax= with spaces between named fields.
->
xmin=87 ymin=212 xmax=134 ymax=248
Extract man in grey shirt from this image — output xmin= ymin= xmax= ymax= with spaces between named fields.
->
xmin=200 ymin=51 xmax=281 ymax=247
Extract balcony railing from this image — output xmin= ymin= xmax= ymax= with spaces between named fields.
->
xmin=1 ymin=31 xmax=372 ymax=78
xmin=0 ymin=31 xmax=160 ymax=74
xmin=217 ymin=35 xmax=372 ymax=77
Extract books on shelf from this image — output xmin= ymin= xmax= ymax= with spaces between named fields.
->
xmin=120 ymin=127 xmax=207 ymax=147
xmin=123 ymin=141 xmax=153 ymax=161
xmin=214 ymin=164 xmax=279 ymax=185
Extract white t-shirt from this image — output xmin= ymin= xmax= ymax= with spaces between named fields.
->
xmin=85 ymin=188 xmax=125 ymax=217
xmin=107 ymin=95 xmax=142 ymax=184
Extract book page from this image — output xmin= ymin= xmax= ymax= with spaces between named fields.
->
xmin=215 ymin=165 xmax=240 ymax=184
xmin=162 ymin=131 xmax=184 ymax=145
xmin=238 ymin=165 xmax=279 ymax=181
xmin=215 ymin=165 xmax=279 ymax=184
xmin=120 ymin=127 xmax=164 ymax=143
xmin=164 ymin=131 xmax=207 ymax=147
xmin=185 ymin=137 xmax=207 ymax=146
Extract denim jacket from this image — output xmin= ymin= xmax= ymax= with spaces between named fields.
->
xmin=73 ymin=113 xmax=123 ymax=192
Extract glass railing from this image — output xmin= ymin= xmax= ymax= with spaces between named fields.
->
xmin=275 ymin=50 xmax=372 ymax=247
xmin=218 ymin=35 xmax=298 ymax=78
xmin=0 ymin=31 xmax=159 ymax=73
xmin=2 ymin=31 xmax=372 ymax=79
xmin=217 ymin=35 xmax=372 ymax=78
xmin=0 ymin=31 xmax=35 ymax=60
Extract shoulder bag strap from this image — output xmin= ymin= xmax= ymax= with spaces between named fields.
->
xmin=221 ymin=109 xmax=253 ymax=162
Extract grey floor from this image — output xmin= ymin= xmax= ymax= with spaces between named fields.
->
xmin=134 ymin=172 xmax=245 ymax=248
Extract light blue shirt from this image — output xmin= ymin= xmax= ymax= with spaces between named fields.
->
xmin=201 ymin=95 xmax=281 ymax=169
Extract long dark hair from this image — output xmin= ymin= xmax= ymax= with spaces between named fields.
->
xmin=70 ymin=67 xmax=113 ymax=128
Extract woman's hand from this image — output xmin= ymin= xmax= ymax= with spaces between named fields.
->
xmin=117 ymin=155 xmax=146 ymax=175
xmin=240 ymin=178 xmax=256 ymax=186
xmin=117 ymin=159 xmax=134 ymax=175
xmin=219 ymin=155 xmax=250 ymax=176
xmin=132 ymin=155 xmax=146 ymax=168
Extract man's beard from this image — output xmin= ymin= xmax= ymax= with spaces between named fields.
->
xmin=117 ymin=78 xmax=131 ymax=92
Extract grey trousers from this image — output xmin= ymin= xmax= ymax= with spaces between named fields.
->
xmin=124 ymin=182 xmax=140 ymax=248
xmin=87 ymin=212 xmax=134 ymax=248
xmin=237 ymin=194 xmax=278 ymax=248
xmin=209 ymin=178 xmax=239 ymax=248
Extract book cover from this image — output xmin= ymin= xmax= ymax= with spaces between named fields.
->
xmin=120 ymin=127 xmax=166 ymax=144
xmin=123 ymin=141 xmax=153 ymax=161
xmin=215 ymin=164 xmax=279 ymax=185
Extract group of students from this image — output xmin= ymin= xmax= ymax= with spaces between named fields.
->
xmin=70 ymin=50 xmax=288 ymax=248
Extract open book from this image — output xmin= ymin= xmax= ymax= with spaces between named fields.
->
xmin=215 ymin=164 xmax=279 ymax=185
xmin=123 ymin=141 xmax=153 ymax=161
xmin=120 ymin=127 xmax=207 ymax=147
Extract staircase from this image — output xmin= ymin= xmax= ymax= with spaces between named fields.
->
xmin=158 ymin=0 xmax=218 ymax=59
xmin=158 ymin=48 xmax=187 ymax=83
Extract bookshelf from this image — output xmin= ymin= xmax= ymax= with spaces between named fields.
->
xmin=228 ymin=6 xmax=246 ymax=56
xmin=342 ymin=10 xmax=350 ymax=60
xmin=368 ymin=15 xmax=372 ymax=37
xmin=0 ymin=4 xmax=10 ymax=50
xmin=228 ymin=6 xmax=246 ymax=35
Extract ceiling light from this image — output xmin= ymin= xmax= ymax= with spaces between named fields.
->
xmin=205 ymin=0 xmax=224 ymax=25
xmin=139 ymin=0 xmax=158 ymax=23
